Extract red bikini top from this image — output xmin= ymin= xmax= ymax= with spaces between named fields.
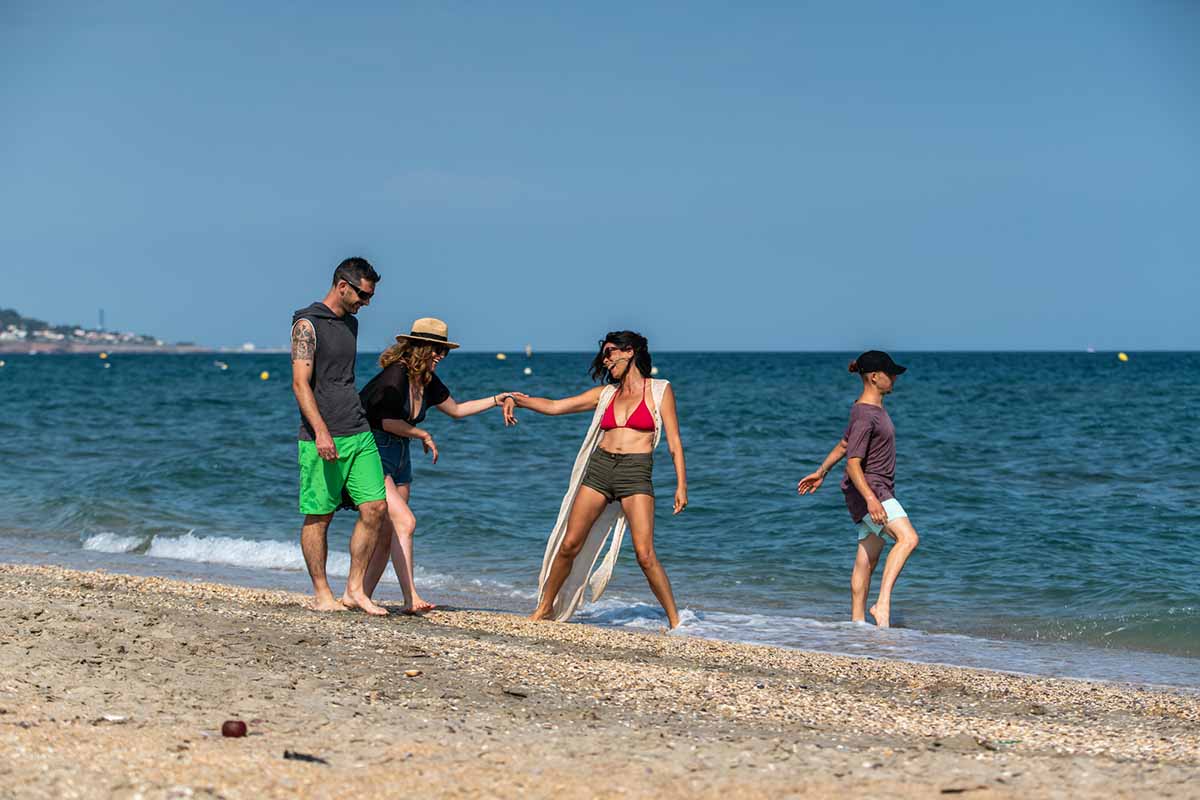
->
xmin=600 ymin=380 xmax=655 ymax=432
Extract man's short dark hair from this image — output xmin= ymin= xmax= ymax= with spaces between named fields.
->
xmin=332 ymin=257 xmax=381 ymax=287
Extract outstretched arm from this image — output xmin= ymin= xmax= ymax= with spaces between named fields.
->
xmin=658 ymin=384 xmax=688 ymax=514
xmin=508 ymin=386 xmax=606 ymax=416
xmin=797 ymin=439 xmax=847 ymax=495
xmin=290 ymin=319 xmax=338 ymax=461
xmin=435 ymin=393 xmax=512 ymax=420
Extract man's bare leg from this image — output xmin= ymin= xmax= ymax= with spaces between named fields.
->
xmin=341 ymin=499 xmax=389 ymax=616
xmin=870 ymin=517 xmax=919 ymax=628
xmin=850 ymin=534 xmax=884 ymax=622
xmin=301 ymin=513 xmax=344 ymax=611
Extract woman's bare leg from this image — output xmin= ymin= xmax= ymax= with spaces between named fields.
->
xmin=386 ymin=482 xmax=434 ymax=613
xmin=530 ymin=486 xmax=609 ymax=621
xmin=361 ymin=478 xmax=432 ymax=611
xmin=621 ymin=493 xmax=680 ymax=629
xmin=870 ymin=516 xmax=919 ymax=628
xmin=850 ymin=534 xmax=885 ymax=622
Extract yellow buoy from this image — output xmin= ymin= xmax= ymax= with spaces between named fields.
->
xmin=98 ymin=352 xmax=108 ymax=360
xmin=523 ymin=366 xmax=532 ymax=375
xmin=1117 ymin=352 xmax=1129 ymax=362
xmin=260 ymin=371 xmax=270 ymax=380
xmin=0 ymin=360 xmax=5 ymax=368
xmin=496 ymin=353 xmax=507 ymax=361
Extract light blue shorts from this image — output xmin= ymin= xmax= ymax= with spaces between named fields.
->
xmin=856 ymin=498 xmax=908 ymax=541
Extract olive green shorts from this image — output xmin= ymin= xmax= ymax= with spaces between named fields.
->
xmin=297 ymin=431 xmax=387 ymax=515
xmin=580 ymin=449 xmax=654 ymax=503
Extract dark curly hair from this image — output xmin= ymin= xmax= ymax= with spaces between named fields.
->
xmin=589 ymin=330 xmax=652 ymax=384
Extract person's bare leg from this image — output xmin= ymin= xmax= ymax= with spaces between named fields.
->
xmin=363 ymin=514 xmax=395 ymax=599
xmin=870 ymin=516 xmax=919 ymax=628
xmin=300 ymin=513 xmax=344 ymax=611
xmin=850 ymin=534 xmax=885 ymax=622
xmin=622 ymin=494 xmax=680 ymax=629
xmin=378 ymin=482 xmax=432 ymax=612
xmin=341 ymin=499 xmax=389 ymax=616
xmin=530 ymin=486 xmax=609 ymax=621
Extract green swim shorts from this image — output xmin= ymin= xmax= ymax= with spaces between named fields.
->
xmin=297 ymin=431 xmax=387 ymax=515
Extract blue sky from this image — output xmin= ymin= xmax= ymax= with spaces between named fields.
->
xmin=2 ymin=2 xmax=1197 ymax=351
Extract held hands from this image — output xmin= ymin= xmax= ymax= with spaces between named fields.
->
xmin=673 ymin=486 xmax=688 ymax=515
xmin=315 ymin=431 xmax=339 ymax=461
xmin=499 ymin=392 xmax=527 ymax=426
xmin=419 ymin=432 xmax=439 ymax=464
xmin=797 ymin=471 xmax=825 ymax=495
xmin=866 ymin=497 xmax=889 ymax=527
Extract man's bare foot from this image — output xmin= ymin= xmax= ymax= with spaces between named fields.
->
xmin=341 ymin=590 xmax=389 ymax=617
xmin=528 ymin=606 xmax=553 ymax=622
xmin=310 ymin=596 xmax=347 ymax=613
xmin=869 ymin=602 xmax=890 ymax=628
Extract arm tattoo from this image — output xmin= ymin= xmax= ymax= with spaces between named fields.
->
xmin=291 ymin=321 xmax=315 ymax=362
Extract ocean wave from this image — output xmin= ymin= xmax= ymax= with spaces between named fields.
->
xmin=144 ymin=531 xmax=353 ymax=576
xmin=77 ymin=530 xmax=487 ymax=593
xmin=82 ymin=532 xmax=146 ymax=554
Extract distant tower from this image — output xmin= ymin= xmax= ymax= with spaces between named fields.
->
xmin=99 ymin=308 xmax=105 ymax=331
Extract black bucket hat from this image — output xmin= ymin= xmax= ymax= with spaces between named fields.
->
xmin=854 ymin=350 xmax=907 ymax=375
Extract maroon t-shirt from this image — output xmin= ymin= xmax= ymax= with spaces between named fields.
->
xmin=840 ymin=403 xmax=896 ymax=523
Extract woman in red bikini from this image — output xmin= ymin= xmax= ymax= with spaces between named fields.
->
xmin=504 ymin=331 xmax=688 ymax=628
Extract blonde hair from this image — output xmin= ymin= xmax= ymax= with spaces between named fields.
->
xmin=379 ymin=341 xmax=439 ymax=387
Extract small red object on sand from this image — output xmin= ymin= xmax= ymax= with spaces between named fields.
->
xmin=222 ymin=720 xmax=248 ymax=738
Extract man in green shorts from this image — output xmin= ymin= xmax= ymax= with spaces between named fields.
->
xmin=291 ymin=257 xmax=389 ymax=615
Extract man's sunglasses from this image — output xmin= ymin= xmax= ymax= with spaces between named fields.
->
xmin=343 ymin=281 xmax=374 ymax=302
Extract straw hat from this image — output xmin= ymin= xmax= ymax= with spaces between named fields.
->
xmin=395 ymin=317 xmax=460 ymax=349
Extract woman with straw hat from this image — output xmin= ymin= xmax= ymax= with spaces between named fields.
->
xmin=353 ymin=317 xmax=515 ymax=613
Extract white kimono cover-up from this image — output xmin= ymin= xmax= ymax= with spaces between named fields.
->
xmin=536 ymin=379 xmax=670 ymax=621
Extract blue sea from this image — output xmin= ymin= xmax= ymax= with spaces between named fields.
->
xmin=1 ymin=351 xmax=1198 ymax=688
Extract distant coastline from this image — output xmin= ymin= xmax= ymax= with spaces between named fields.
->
xmin=0 ymin=342 xmax=214 ymax=354
xmin=0 ymin=307 xmax=208 ymax=354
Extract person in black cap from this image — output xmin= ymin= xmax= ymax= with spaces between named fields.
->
xmin=796 ymin=350 xmax=919 ymax=628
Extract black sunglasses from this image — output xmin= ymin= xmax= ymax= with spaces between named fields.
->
xmin=343 ymin=280 xmax=374 ymax=302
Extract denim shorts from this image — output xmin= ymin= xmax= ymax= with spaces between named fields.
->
xmin=372 ymin=429 xmax=413 ymax=485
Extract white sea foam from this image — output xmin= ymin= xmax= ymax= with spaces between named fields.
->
xmin=146 ymin=532 xmax=353 ymax=576
xmin=82 ymin=532 xmax=145 ymax=554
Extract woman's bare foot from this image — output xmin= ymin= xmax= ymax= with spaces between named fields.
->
xmin=340 ymin=590 xmax=389 ymax=617
xmin=401 ymin=597 xmax=437 ymax=615
xmin=528 ymin=605 xmax=553 ymax=622
xmin=869 ymin=602 xmax=890 ymax=628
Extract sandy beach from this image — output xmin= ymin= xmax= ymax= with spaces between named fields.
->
xmin=1 ymin=563 xmax=1196 ymax=799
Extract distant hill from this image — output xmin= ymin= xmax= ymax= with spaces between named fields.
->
xmin=0 ymin=307 xmax=200 ymax=352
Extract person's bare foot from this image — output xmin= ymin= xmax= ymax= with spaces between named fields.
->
xmin=340 ymin=590 xmax=389 ymax=617
xmin=401 ymin=597 xmax=437 ymax=615
xmin=528 ymin=605 xmax=553 ymax=622
xmin=667 ymin=615 xmax=681 ymax=630
xmin=869 ymin=602 xmax=890 ymax=628
xmin=310 ymin=594 xmax=346 ymax=612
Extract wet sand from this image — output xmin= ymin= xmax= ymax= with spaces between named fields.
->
xmin=1 ymin=563 xmax=1196 ymax=798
